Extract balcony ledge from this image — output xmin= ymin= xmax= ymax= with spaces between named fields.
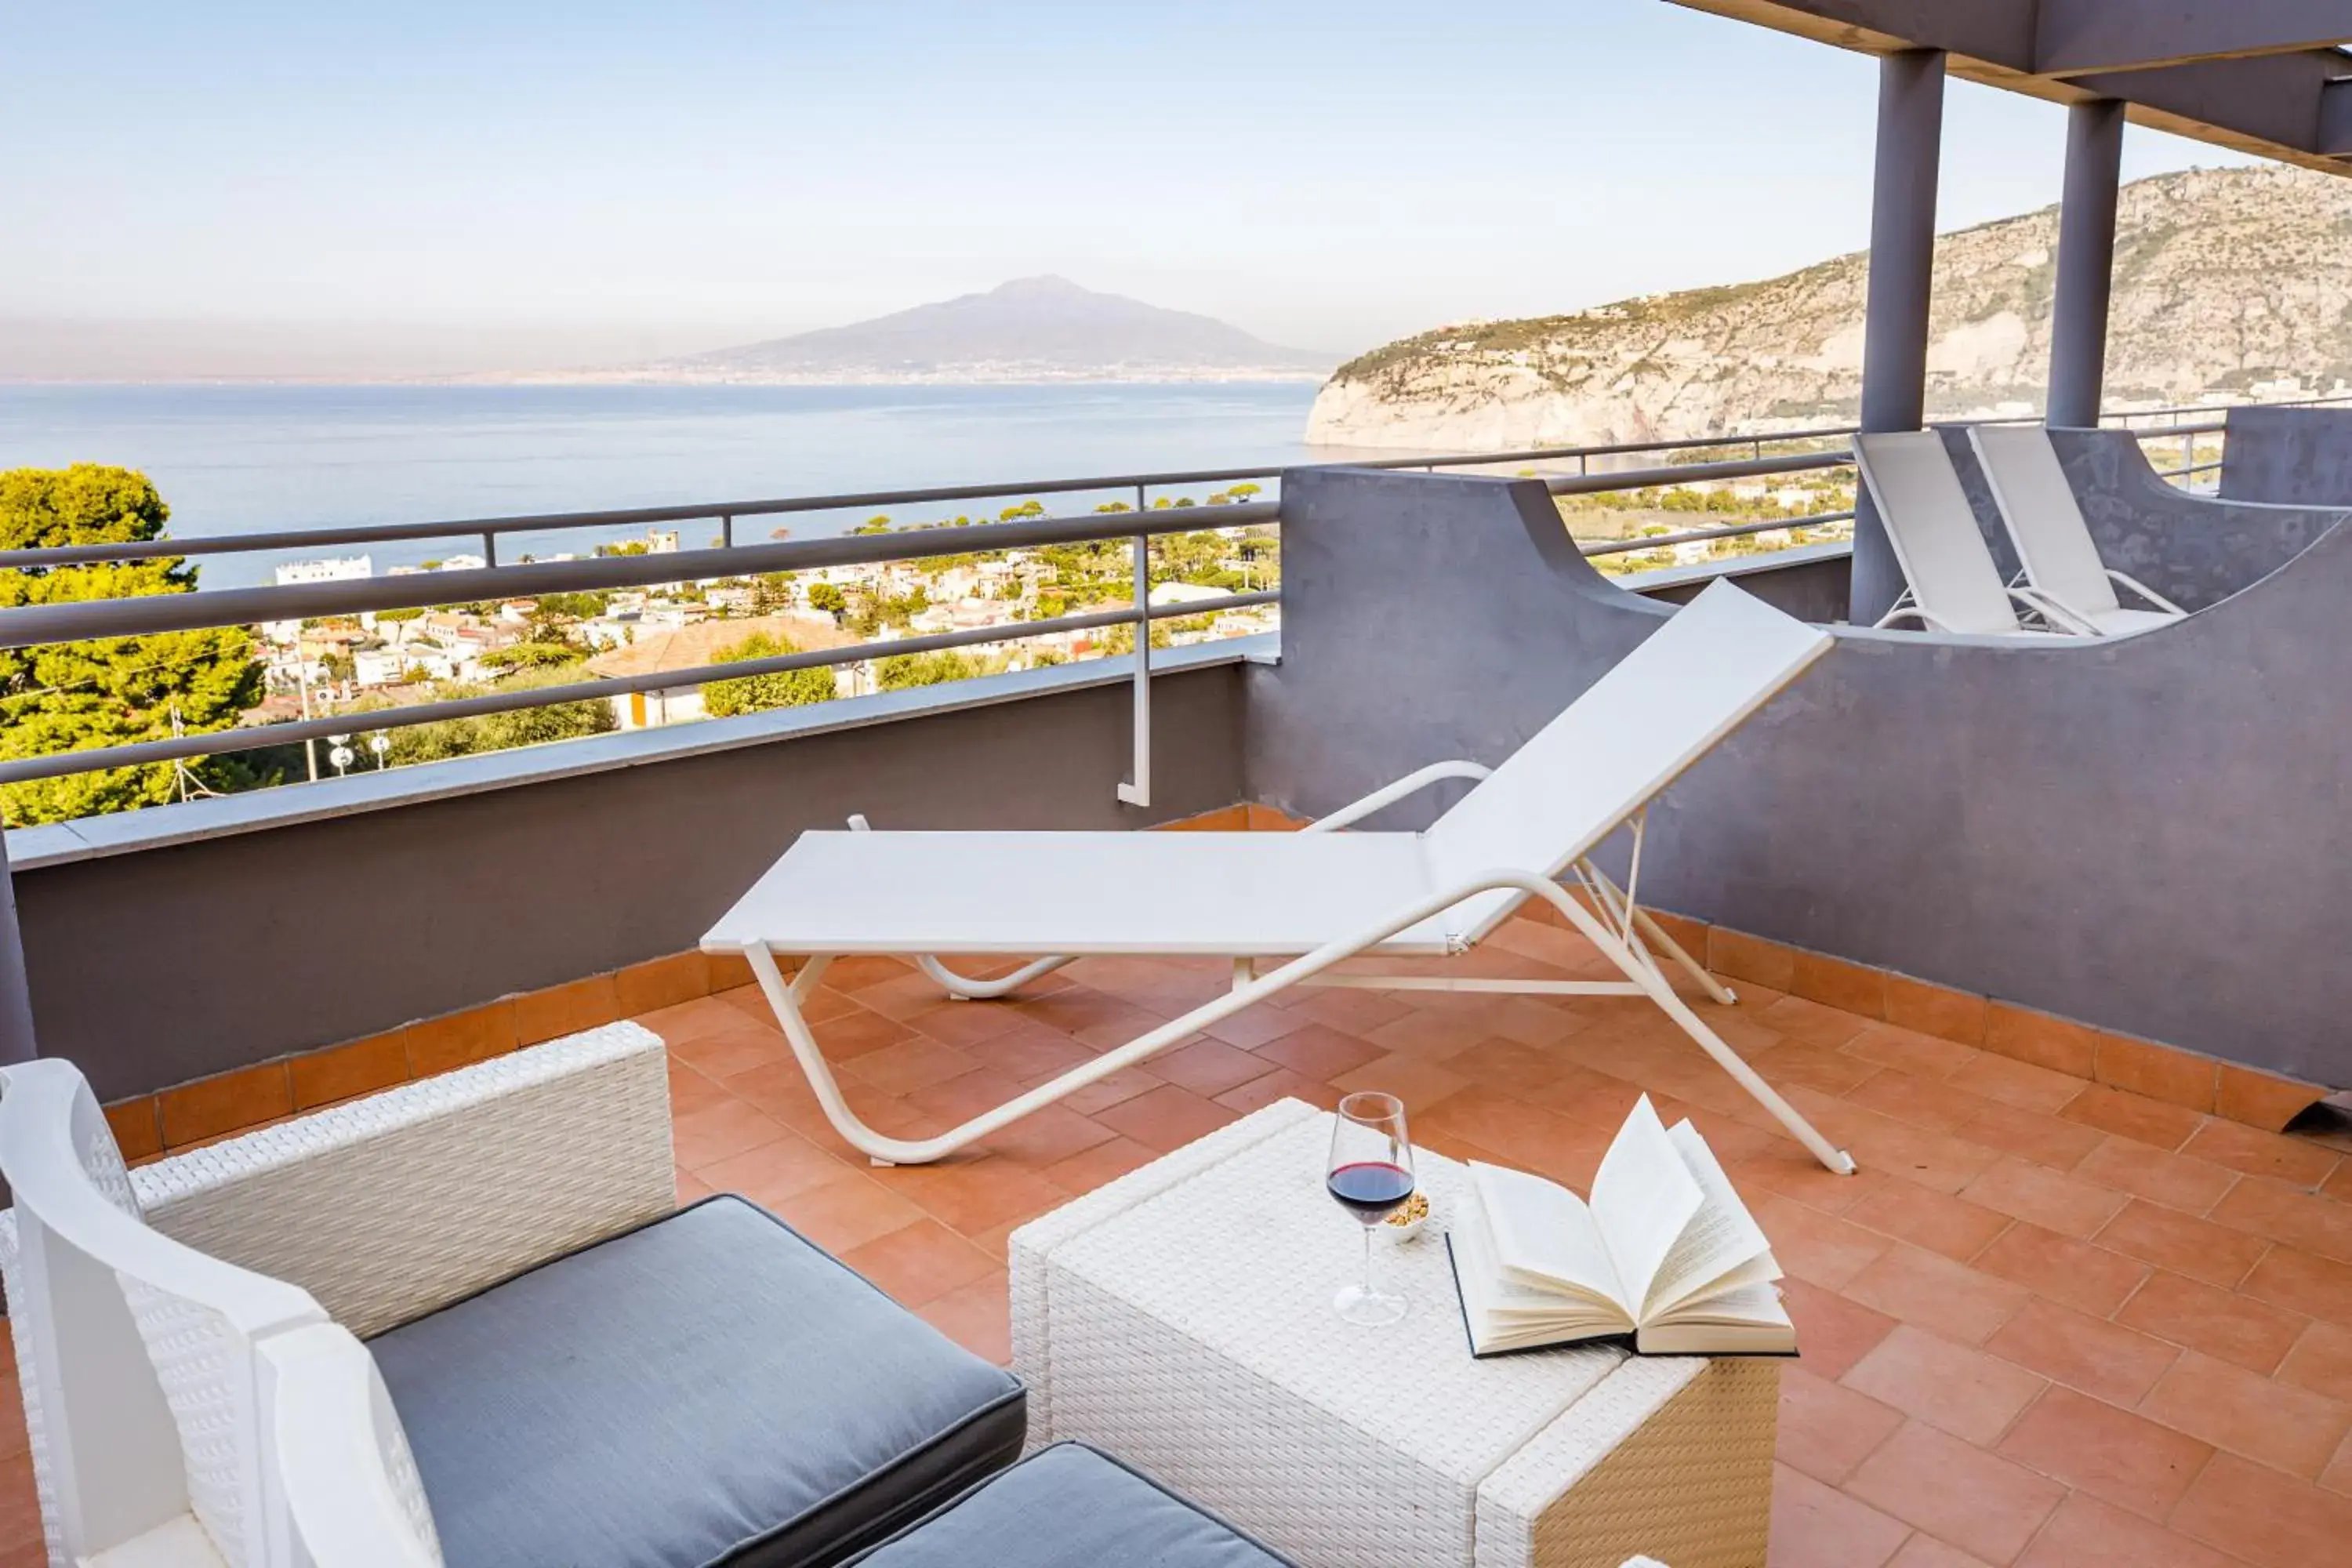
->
xmin=6 ymin=633 xmax=1276 ymax=873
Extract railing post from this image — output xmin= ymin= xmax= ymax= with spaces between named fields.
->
xmin=0 ymin=827 xmax=38 ymax=1065
xmin=481 ymin=531 xmax=497 ymax=568
xmin=722 ymin=514 xmax=735 ymax=549
xmin=1117 ymin=523 xmax=1151 ymax=808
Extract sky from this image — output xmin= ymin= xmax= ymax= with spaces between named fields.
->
xmin=2 ymin=0 xmax=2261 ymax=375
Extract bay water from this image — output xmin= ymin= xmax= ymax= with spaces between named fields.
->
xmin=0 ymin=382 xmax=1325 ymax=589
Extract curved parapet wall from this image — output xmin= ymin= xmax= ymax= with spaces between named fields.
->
xmin=1940 ymin=426 xmax=2343 ymax=611
xmin=1247 ymin=466 xmax=2348 ymax=1086
xmin=2217 ymin=406 xmax=2352 ymax=506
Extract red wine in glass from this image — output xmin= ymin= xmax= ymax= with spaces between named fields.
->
xmin=1327 ymin=1160 xmax=1415 ymax=1223
xmin=1327 ymin=1091 xmax=1414 ymax=1326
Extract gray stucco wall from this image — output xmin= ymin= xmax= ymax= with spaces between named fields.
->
xmin=1943 ymin=426 xmax=2342 ymax=611
xmin=2219 ymin=406 xmax=2352 ymax=505
xmin=1626 ymin=543 xmax=1853 ymax=624
xmin=14 ymin=661 xmax=1247 ymax=1103
xmin=1246 ymin=466 xmax=2350 ymax=1087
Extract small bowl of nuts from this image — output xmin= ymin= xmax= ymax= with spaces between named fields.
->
xmin=1381 ymin=1191 xmax=1432 ymax=1241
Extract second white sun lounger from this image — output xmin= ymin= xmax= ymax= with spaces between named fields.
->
xmin=1969 ymin=424 xmax=2187 ymax=637
xmin=1851 ymin=431 xmax=2092 ymax=636
xmin=703 ymin=579 xmax=1855 ymax=1174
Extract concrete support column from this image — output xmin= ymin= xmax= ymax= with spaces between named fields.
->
xmin=1851 ymin=47 xmax=1947 ymax=626
xmin=2047 ymin=98 xmax=2126 ymax=430
xmin=0 ymin=835 xmax=37 ymax=1065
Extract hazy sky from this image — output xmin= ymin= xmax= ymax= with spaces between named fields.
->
xmin=5 ymin=1 xmax=2258 ymax=372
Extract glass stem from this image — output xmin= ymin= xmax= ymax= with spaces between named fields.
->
xmin=1362 ymin=1226 xmax=1374 ymax=1298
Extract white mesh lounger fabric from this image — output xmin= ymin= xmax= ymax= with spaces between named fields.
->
xmin=1968 ymin=424 xmax=2188 ymax=637
xmin=1851 ymin=431 xmax=2091 ymax=637
xmin=703 ymin=578 xmax=1855 ymax=1175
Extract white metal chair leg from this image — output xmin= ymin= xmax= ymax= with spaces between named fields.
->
xmin=1542 ymin=900 xmax=1856 ymax=1176
xmin=1577 ymin=860 xmax=1736 ymax=1006
xmin=914 ymin=954 xmax=1072 ymax=1000
xmin=847 ymin=816 xmax=1071 ymax=1000
xmin=737 ymin=869 xmax=1854 ymax=1174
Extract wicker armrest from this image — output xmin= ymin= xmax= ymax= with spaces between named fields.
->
xmin=132 ymin=1022 xmax=674 ymax=1336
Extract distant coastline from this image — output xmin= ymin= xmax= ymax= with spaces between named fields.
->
xmin=466 ymin=365 xmax=1330 ymax=388
xmin=0 ymin=368 xmax=1329 ymax=389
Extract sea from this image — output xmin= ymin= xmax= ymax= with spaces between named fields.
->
xmin=0 ymin=382 xmax=1328 ymax=590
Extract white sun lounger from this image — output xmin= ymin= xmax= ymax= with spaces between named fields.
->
xmin=1968 ymin=425 xmax=2187 ymax=637
xmin=1852 ymin=431 xmax=2094 ymax=636
xmin=703 ymin=579 xmax=1856 ymax=1174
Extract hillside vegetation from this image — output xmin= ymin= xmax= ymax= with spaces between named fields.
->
xmin=1308 ymin=166 xmax=2352 ymax=450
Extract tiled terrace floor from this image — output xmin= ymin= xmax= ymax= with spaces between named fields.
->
xmin=2 ymin=912 xmax=2347 ymax=1565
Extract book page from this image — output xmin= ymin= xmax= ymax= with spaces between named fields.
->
xmin=1450 ymin=1210 xmax=1628 ymax=1353
xmin=1635 ymin=1282 xmax=1795 ymax=1356
xmin=1642 ymin=1119 xmax=1777 ymax=1319
xmin=1588 ymin=1095 xmax=1704 ymax=1322
xmin=1471 ymin=1162 xmax=1622 ymax=1308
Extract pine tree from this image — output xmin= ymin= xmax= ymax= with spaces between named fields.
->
xmin=0 ymin=466 xmax=262 ymax=824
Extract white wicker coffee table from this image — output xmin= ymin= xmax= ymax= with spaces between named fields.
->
xmin=1010 ymin=1100 xmax=1777 ymax=1568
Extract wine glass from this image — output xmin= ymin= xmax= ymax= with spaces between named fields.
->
xmin=1326 ymin=1091 xmax=1414 ymax=1327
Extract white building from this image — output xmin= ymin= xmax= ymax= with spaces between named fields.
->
xmin=1147 ymin=581 xmax=1228 ymax=608
xmin=267 ymin=557 xmax=372 ymax=643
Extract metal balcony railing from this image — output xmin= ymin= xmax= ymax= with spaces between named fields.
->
xmin=0 ymin=391 xmax=2336 ymax=804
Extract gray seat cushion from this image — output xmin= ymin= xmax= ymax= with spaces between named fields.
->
xmin=368 ymin=1195 xmax=1025 ymax=1568
xmin=846 ymin=1442 xmax=1295 ymax=1566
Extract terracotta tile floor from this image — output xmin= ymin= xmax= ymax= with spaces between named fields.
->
xmin=4 ymin=913 xmax=2350 ymax=1566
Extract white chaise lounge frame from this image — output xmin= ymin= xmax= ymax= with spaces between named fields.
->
xmin=1968 ymin=424 xmax=2187 ymax=637
xmin=708 ymin=579 xmax=1857 ymax=1176
xmin=1851 ymin=430 xmax=2097 ymax=637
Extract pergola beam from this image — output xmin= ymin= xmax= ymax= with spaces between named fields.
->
xmin=2069 ymin=50 xmax=2350 ymax=154
xmin=2035 ymin=0 xmax=2352 ymax=77
xmin=2321 ymin=79 xmax=2352 ymax=156
xmin=1668 ymin=0 xmax=2352 ymax=172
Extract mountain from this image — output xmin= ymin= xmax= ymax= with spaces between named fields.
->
xmin=593 ymin=277 xmax=1332 ymax=385
xmin=1306 ymin=166 xmax=2352 ymax=451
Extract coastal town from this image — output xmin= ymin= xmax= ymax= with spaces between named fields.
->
xmin=251 ymin=500 xmax=1284 ymax=753
xmin=239 ymin=458 xmax=1887 ymax=771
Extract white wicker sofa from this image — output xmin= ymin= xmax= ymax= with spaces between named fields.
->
xmin=0 ymin=1025 xmax=1029 ymax=1568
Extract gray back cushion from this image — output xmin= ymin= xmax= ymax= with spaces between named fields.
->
xmin=370 ymin=1196 xmax=1024 ymax=1567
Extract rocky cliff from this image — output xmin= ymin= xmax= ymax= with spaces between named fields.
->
xmin=1308 ymin=166 xmax=2352 ymax=451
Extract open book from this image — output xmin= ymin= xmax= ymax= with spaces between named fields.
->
xmin=1445 ymin=1095 xmax=1794 ymax=1356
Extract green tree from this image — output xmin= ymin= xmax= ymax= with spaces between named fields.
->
xmin=704 ymin=632 xmax=837 ymax=717
xmin=532 ymin=591 xmax=611 ymax=620
xmin=807 ymin=582 xmax=848 ymax=622
xmin=873 ymin=649 xmax=981 ymax=691
xmin=481 ymin=641 xmax=583 ymax=670
xmin=749 ymin=572 xmax=797 ymax=613
xmin=355 ymin=664 xmax=615 ymax=764
xmin=0 ymin=466 xmax=263 ymax=823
